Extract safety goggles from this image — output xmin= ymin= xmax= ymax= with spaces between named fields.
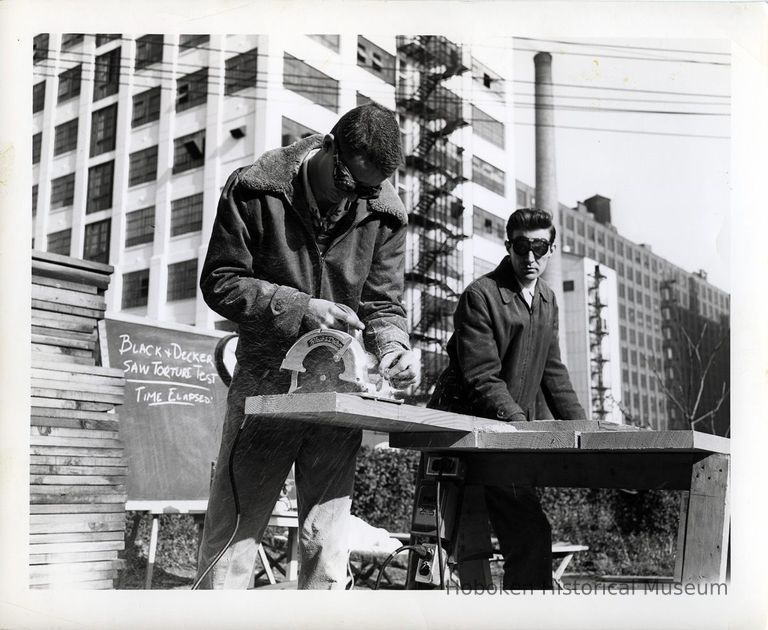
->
xmin=332 ymin=142 xmax=382 ymax=200
xmin=511 ymin=236 xmax=552 ymax=259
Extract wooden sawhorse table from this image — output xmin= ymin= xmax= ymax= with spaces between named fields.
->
xmin=126 ymin=500 xmax=299 ymax=588
xmin=244 ymin=394 xmax=730 ymax=589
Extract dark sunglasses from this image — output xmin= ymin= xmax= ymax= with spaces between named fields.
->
xmin=332 ymin=143 xmax=382 ymax=200
xmin=511 ymin=236 xmax=551 ymax=259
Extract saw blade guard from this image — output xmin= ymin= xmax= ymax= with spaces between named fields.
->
xmin=280 ymin=329 xmax=370 ymax=393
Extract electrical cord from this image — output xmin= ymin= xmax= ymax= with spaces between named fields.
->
xmin=435 ymin=476 xmax=445 ymax=591
xmin=190 ymin=414 xmax=248 ymax=590
xmin=374 ymin=544 xmax=431 ymax=590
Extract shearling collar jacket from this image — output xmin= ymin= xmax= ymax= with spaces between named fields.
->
xmin=429 ymin=257 xmax=586 ymax=422
xmin=200 ymin=135 xmax=410 ymax=390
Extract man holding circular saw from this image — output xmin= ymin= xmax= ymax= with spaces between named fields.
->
xmin=196 ymin=103 xmax=419 ymax=589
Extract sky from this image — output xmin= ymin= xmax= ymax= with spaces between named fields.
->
xmin=506 ymin=37 xmax=731 ymax=291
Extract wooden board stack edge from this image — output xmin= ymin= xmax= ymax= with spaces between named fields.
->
xmin=30 ymin=251 xmax=127 ymax=590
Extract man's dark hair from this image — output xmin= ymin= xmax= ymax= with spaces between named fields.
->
xmin=506 ymin=208 xmax=556 ymax=243
xmin=330 ymin=103 xmax=403 ymax=176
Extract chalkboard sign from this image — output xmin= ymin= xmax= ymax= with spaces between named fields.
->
xmin=98 ymin=315 xmax=230 ymax=502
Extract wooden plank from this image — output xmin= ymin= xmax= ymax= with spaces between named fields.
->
xmin=31 ymin=298 xmax=104 ymax=320
xmin=32 ymin=344 xmax=94 ymax=359
xmin=33 ymin=579 xmax=115 ymax=589
xmin=29 ymin=540 xmax=125 ymax=554
xmin=30 ymin=454 xmax=126 ymax=468
xmin=29 ymin=352 xmax=95 ymax=366
xmin=31 ymin=258 xmax=111 ymax=291
xmin=578 ymin=430 xmax=730 ymax=454
xmin=390 ymin=430 xmax=578 ymax=450
xmin=30 ymin=474 xmax=126 ymax=486
xmin=31 ymin=379 xmax=125 ymax=397
xmin=31 ymin=511 xmax=125 ymax=524
xmin=31 ymin=367 xmax=125 ymax=387
xmin=31 ymin=465 xmax=126 ymax=476
xmin=509 ymin=420 xmax=603 ymax=432
xmin=245 ymin=393 xmax=519 ymax=435
xmin=30 ymin=559 xmax=122 ymax=576
xmin=30 ymin=531 xmax=125 ymax=544
xmin=30 ymin=503 xmax=125 ymax=514
xmin=32 ymin=273 xmax=100 ymax=295
xmin=31 ymin=325 xmax=98 ymax=343
xmin=32 ymin=311 xmax=98 ymax=333
xmin=30 ymin=435 xmax=124 ymax=449
xmin=31 ymin=397 xmax=115 ymax=412
xmin=32 ymin=283 xmax=107 ymax=311
xmin=29 ymin=550 xmax=119 ymax=564
xmin=31 ymin=445 xmax=125 ymax=458
xmin=678 ymin=453 xmax=730 ymax=584
xmin=31 ymin=360 xmax=125 ymax=378
xmin=30 ymin=521 xmax=125 ymax=535
xmin=31 ymin=484 xmax=126 ymax=495
xmin=31 ymin=416 xmax=120 ymax=432
xmin=31 ymin=427 xmax=121 ymax=441
xmin=31 ymin=388 xmax=123 ymax=405
xmin=30 ymin=571 xmax=118 ymax=587
xmin=31 ymin=491 xmax=127 ymax=504
xmin=31 ymin=333 xmax=96 ymax=351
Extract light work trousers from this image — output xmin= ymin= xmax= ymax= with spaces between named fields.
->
xmin=196 ymin=370 xmax=362 ymax=589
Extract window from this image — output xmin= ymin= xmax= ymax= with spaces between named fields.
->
xmin=356 ymin=36 xmax=395 ymax=86
xmin=32 ymin=133 xmax=42 ymax=164
xmin=622 ymin=369 xmax=629 ymax=384
xmin=86 ymin=161 xmax=114 ymax=213
xmin=125 ymin=206 xmax=155 ymax=247
xmin=132 ymin=86 xmax=162 ymax=127
xmin=281 ymin=117 xmax=317 ymax=147
xmin=83 ymin=219 xmax=112 ymax=263
xmin=576 ymin=220 xmax=585 ymax=236
xmin=283 ymin=53 xmax=339 ymax=112
xmin=54 ymin=118 xmax=78 ymax=155
xmin=472 ymin=57 xmax=504 ymax=101
xmin=61 ymin=33 xmax=84 ymax=49
xmin=225 ymin=48 xmax=259 ymax=95
xmin=173 ymin=130 xmax=205 ymax=174
xmin=621 ymin=348 xmax=628 ymax=362
xmin=179 ymin=34 xmax=210 ymax=49
xmin=171 ymin=193 xmax=204 ymax=236
xmin=90 ymin=104 xmax=118 ymax=156
xmin=96 ymin=34 xmax=120 ymax=47
xmin=58 ymin=65 xmax=82 ymax=103
xmin=32 ymin=185 xmax=38 ymax=216
xmin=563 ymin=280 xmax=575 ymax=292
xmin=122 ymin=269 xmax=150 ymax=308
xmin=473 ymin=206 xmax=506 ymax=242
xmin=33 ymin=34 xmax=49 ymax=64
xmin=50 ymin=173 xmax=75 ymax=208
xmin=176 ymin=68 xmax=208 ymax=111
xmin=128 ymin=145 xmax=158 ymax=186
xmin=472 ymin=156 xmax=505 ymax=195
xmin=516 ymin=187 xmax=527 ymax=207
xmin=33 ymin=81 xmax=46 ymax=113
xmin=566 ymin=214 xmax=574 ymax=230
xmin=94 ymin=48 xmax=121 ymax=101
xmin=167 ymin=259 xmax=198 ymax=301
xmin=135 ymin=34 xmax=163 ymax=70
xmin=471 ymin=105 xmax=505 ymax=148
xmin=308 ymin=34 xmax=340 ymax=52
xmin=47 ymin=229 xmax=71 ymax=256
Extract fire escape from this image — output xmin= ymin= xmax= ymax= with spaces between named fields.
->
xmin=396 ymin=36 xmax=470 ymax=402
xmin=588 ymin=264 xmax=609 ymax=421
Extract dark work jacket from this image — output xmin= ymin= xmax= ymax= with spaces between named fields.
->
xmin=200 ymin=135 xmax=410 ymax=394
xmin=429 ymin=257 xmax=586 ymax=422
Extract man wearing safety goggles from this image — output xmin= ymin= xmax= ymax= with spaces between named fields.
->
xmin=197 ymin=103 xmax=418 ymax=589
xmin=429 ymin=208 xmax=585 ymax=590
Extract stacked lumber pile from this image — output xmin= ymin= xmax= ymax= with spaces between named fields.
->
xmin=30 ymin=251 xmax=127 ymax=589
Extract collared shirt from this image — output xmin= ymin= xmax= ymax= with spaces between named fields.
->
xmin=300 ymin=150 xmax=355 ymax=250
xmin=520 ymin=279 xmax=537 ymax=309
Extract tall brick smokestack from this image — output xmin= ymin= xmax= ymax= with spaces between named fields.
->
xmin=534 ymin=51 xmax=567 ymax=358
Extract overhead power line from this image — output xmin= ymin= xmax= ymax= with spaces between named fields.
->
xmin=513 ymin=79 xmax=729 ymax=100
xmin=513 ymin=46 xmax=730 ymax=66
xmin=512 ymin=36 xmax=730 ymax=57
xmin=514 ymin=120 xmax=729 ymax=140
xmin=514 ymin=101 xmax=730 ymax=117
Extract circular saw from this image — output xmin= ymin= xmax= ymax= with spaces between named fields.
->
xmin=279 ymin=329 xmax=401 ymax=401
